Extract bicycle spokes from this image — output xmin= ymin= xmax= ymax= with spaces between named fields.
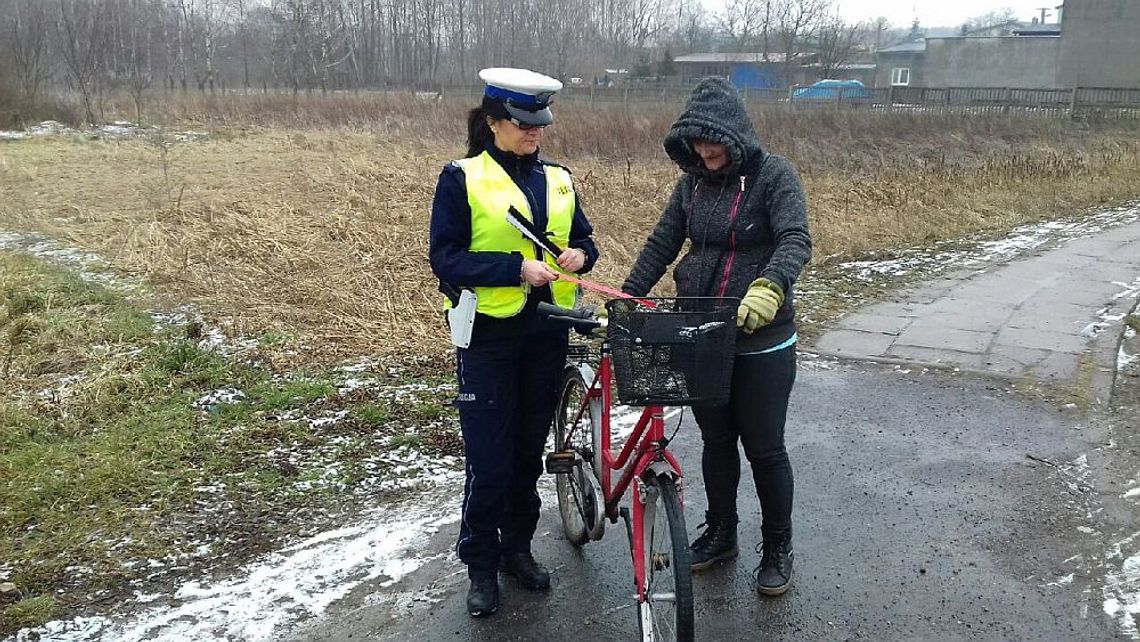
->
xmin=638 ymin=475 xmax=693 ymax=642
xmin=554 ymin=367 xmax=606 ymax=546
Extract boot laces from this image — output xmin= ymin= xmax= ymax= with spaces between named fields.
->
xmin=692 ymin=515 xmax=734 ymax=550
xmin=691 ymin=521 xmax=718 ymax=549
xmin=756 ymin=540 xmax=791 ymax=574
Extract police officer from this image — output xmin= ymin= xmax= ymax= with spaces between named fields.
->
xmin=428 ymin=68 xmax=599 ymax=617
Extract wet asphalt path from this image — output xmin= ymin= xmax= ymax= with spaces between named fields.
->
xmin=287 ymin=359 xmax=1119 ymax=641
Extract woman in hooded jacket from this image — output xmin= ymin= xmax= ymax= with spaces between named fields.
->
xmin=621 ymin=77 xmax=812 ymax=596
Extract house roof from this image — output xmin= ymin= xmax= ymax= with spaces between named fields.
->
xmin=1012 ymin=24 xmax=1062 ymax=35
xmin=802 ymin=62 xmax=877 ymax=70
xmin=878 ymin=40 xmax=926 ymax=53
xmin=966 ymin=19 xmax=1062 ymax=36
xmin=674 ymin=52 xmax=794 ymax=64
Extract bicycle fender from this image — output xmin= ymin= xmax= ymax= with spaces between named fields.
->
xmin=573 ymin=362 xmax=596 ymax=384
xmin=644 ymin=460 xmax=681 ymax=481
xmin=573 ymin=362 xmax=605 ymax=479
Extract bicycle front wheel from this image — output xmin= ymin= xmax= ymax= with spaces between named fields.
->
xmin=638 ymin=474 xmax=694 ymax=642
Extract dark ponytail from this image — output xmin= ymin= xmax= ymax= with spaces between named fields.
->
xmin=466 ymin=105 xmax=494 ymax=158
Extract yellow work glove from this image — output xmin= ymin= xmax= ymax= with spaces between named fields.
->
xmin=736 ymin=278 xmax=785 ymax=333
xmin=592 ymin=305 xmax=608 ymax=338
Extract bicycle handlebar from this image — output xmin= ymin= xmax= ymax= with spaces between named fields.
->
xmin=536 ymin=301 xmax=602 ymax=333
xmin=536 ymin=302 xmax=593 ymax=319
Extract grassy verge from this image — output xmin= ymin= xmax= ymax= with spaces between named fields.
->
xmin=0 ymin=251 xmax=459 ymax=634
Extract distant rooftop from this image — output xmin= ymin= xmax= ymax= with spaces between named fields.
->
xmin=878 ymin=40 xmax=926 ymax=54
xmin=802 ymin=62 xmax=877 ymax=70
xmin=674 ymin=52 xmax=796 ymax=64
xmin=1012 ymin=24 xmax=1062 ymax=35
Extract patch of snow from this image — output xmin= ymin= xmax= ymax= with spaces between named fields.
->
xmin=837 ymin=204 xmax=1140 ymax=283
xmin=1113 ymin=279 xmax=1140 ymax=301
xmin=0 ymin=233 xmax=127 ymax=288
xmin=28 ymin=120 xmax=71 ymax=136
xmin=1121 ymin=348 xmax=1138 ymax=372
xmin=339 ymin=359 xmax=378 ymax=373
xmin=1047 ymin=573 xmax=1075 ymax=587
xmin=193 ymin=388 xmax=247 ymax=412
xmin=174 ymin=131 xmax=209 ymax=143
xmin=307 ymin=410 xmax=348 ymax=429
xmin=37 ymin=374 xmax=85 ymax=404
xmin=15 ymin=486 xmax=462 ymax=642
xmin=196 ymin=328 xmax=259 ymax=359
xmin=14 ymin=617 xmax=112 ymax=642
xmin=338 ymin=377 xmax=377 ymax=395
xmin=0 ymin=120 xmax=208 ymax=143
xmin=96 ymin=122 xmax=156 ymax=138
xmin=364 ymin=583 xmax=452 ymax=618
xmin=1103 ymin=532 xmax=1140 ymax=639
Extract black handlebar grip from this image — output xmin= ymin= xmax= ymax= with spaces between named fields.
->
xmin=537 ymin=301 xmax=593 ymax=319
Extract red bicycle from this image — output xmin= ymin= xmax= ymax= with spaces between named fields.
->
xmin=540 ymin=296 xmax=738 ymax=642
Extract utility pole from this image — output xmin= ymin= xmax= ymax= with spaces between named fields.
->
xmin=1036 ymin=7 xmax=1052 ymax=23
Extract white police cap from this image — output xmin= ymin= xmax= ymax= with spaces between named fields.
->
xmin=479 ymin=68 xmax=563 ymax=126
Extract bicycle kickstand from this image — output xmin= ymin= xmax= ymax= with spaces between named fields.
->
xmin=619 ymin=506 xmax=633 ymax=549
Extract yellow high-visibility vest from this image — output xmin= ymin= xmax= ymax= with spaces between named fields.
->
xmin=447 ymin=151 xmax=580 ymax=317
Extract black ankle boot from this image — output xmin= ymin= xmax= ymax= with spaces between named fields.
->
xmin=689 ymin=512 xmax=739 ymax=571
xmin=466 ymin=576 xmax=499 ymax=617
xmin=753 ymin=535 xmax=793 ymax=596
xmin=500 ymin=552 xmax=551 ymax=591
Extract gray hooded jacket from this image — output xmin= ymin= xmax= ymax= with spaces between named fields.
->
xmin=622 ymin=77 xmax=812 ymax=352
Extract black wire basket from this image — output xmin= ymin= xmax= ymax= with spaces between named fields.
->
xmin=606 ymin=297 xmax=738 ymax=406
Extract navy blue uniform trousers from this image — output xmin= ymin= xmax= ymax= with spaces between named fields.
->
xmin=454 ymin=329 xmax=569 ymax=580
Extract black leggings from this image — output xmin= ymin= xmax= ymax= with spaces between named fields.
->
xmin=691 ymin=345 xmax=796 ymax=540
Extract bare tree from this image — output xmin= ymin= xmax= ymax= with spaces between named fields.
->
xmin=229 ymin=0 xmax=251 ymax=88
xmin=717 ymin=0 xmax=769 ymax=54
xmin=58 ymin=0 xmax=109 ymax=124
xmin=122 ymin=0 xmax=163 ymax=123
xmin=868 ymin=16 xmax=889 ymax=51
xmin=670 ymin=1 xmax=713 ymax=54
xmin=815 ymin=13 xmax=866 ymax=80
xmin=772 ymin=0 xmax=828 ymax=86
xmin=5 ymin=0 xmax=55 ymax=105
xmin=963 ymin=8 xmax=1018 ymax=34
xmin=6 ymin=0 xmax=706 ymax=104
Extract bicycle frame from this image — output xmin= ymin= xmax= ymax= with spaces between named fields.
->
xmin=564 ymin=339 xmax=685 ymax=602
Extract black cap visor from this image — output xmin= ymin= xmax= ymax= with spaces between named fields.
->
xmin=504 ymin=101 xmax=553 ymax=127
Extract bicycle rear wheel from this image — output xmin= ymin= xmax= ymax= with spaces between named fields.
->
xmin=637 ymin=474 xmax=694 ymax=642
xmin=554 ymin=366 xmax=605 ymax=546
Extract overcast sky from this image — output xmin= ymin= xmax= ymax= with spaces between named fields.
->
xmin=832 ymin=0 xmax=1062 ymax=29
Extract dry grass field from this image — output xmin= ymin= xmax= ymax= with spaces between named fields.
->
xmin=2 ymin=93 xmax=1139 ymax=363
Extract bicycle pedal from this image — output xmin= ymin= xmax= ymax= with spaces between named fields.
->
xmin=544 ymin=450 xmax=577 ymax=474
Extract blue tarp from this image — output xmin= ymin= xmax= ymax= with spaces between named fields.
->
xmin=729 ymin=64 xmax=782 ymax=89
